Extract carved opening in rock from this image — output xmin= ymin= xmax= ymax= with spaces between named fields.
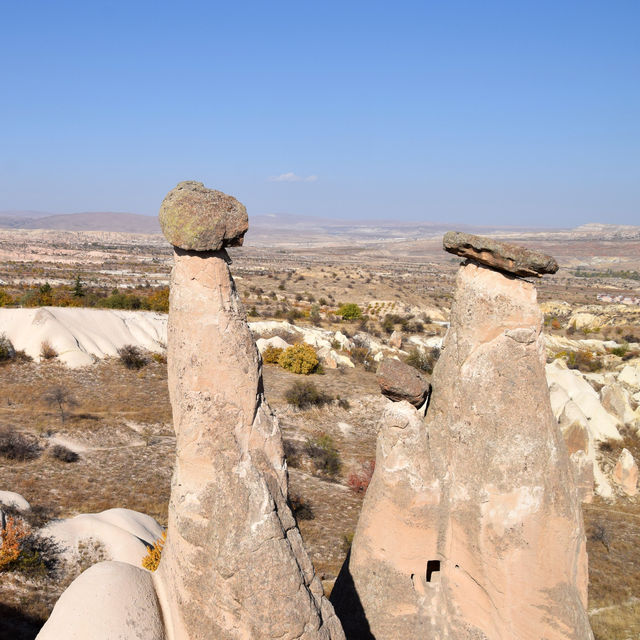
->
xmin=426 ymin=560 xmax=441 ymax=583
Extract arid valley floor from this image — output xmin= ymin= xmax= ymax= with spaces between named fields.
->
xmin=1 ymin=220 xmax=640 ymax=639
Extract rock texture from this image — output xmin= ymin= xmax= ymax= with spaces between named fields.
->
xmin=376 ymin=358 xmax=430 ymax=407
xmin=443 ymin=230 xmax=559 ymax=277
xmin=37 ymin=561 xmax=166 ymax=640
xmin=613 ymin=448 xmax=638 ymax=496
xmin=332 ymin=260 xmax=592 ymax=639
xmin=156 ymin=205 xmax=343 ymax=638
xmin=159 ymin=180 xmax=248 ymax=251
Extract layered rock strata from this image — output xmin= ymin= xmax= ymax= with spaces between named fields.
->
xmin=156 ymin=183 xmax=344 ymax=640
xmin=332 ymin=243 xmax=592 ymax=639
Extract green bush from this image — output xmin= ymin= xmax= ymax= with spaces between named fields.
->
xmin=337 ymin=303 xmax=362 ymax=320
xmin=278 ymin=343 xmax=319 ymax=375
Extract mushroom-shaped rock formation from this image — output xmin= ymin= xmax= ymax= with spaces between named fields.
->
xmin=332 ymin=233 xmax=592 ymax=639
xmin=155 ymin=183 xmax=344 ymax=639
xmin=36 ymin=184 xmax=344 ymax=640
xmin=443 ymin=230 xmax=559 ymax=277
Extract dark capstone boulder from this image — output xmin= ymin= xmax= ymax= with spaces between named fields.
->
xmin=376 ymin=358 xmax=430 ymax=407
xmin=443 ymin=230 xmax=558 ymax=277
xmin=159 ymin=181 xmax=248 ymax=251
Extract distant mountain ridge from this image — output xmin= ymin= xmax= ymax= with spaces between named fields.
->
xmin=1 ymin=210 xmax=638 ymax=243
xmin=0 ymin=211 xmax=160 ymax=234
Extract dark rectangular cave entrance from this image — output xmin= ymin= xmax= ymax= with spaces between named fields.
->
xmin=426 ymin=560 xmax=441 ymax=583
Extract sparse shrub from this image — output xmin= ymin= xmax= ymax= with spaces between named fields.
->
xmin=341 ymin=531 xmax=354 ymax=553
xmin=141 ymin=531 xmax=166 ymax=571
xmin=347 ymin=460 xmax=375 ymax=494
xmin=288 ymin=493 xmax=315 ymax=521
xmin=262 ymin=345 xmax=284 ymax=364
xmin=381 ymin=315 xmax=396 ymax=334
xmin=40 ymin=340 xmax=57 ymax=360
xmin=43 ymin=385 xmax=78 ymax=424
xmin=151 ymin=352 xmax=167 ymax=364
xmin=405 ymin=346 xmax=440 ymax=374
xmin=50 ymin=444 xmax=79 ymax=463
xmin=0 ymin=516 xmax=29 ymax=570
xmin=278 ymin=343 xmax=319 ymax=375
xmin=0 ymin=427 xmax=41 ymax=461
xmin=309 ymin=304 xmax=321 ymax=324
xmin=337 ymin=303 xmax=362 ymax=320
xmin=608 ymin=344 xmax=629 ymax=357
xmin=336 ymin=396 xmax=350 ymax=410
xmin=0 ymin=333 xmax=16 ymax=362
xmin=590 ymin=522 xmax=611 ymax=552
xmin=565 ymin=349 xmax=601 ymax=372
xmin=285 ymin=381 xmax=332 ymax=409
xmin=305 ymin=433 xmax=341 ymax=479
xmin=117 ymin=344 xmax=148 ymax=370
xmin=283 ymin=439 xmax=302 ymax=467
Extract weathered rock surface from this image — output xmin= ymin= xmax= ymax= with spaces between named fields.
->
xmin=36 ymin=561 xmax=166 ymax=640
xmin=613 ymin=448 xmax=638 ymax=496
xmin=156 ymin=246 xmax=344 ymax=635
xmin=332 ymin=261 xmax=592 ymax=639
xmin=159 ymin=180 xmax=248 ymax=251
xmin=443 ymin=230 xmax=559 ymax=277
xmin=376 ymin=357 xmax=430 ymax=407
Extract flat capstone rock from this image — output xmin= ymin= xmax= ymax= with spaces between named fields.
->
xmin=443 ymin=231 xmax=559 ymax=277
xmin=376 ymin=357 xmax=431 ymax=408
xmin=159 ymin=181 xmax=248 ymax=251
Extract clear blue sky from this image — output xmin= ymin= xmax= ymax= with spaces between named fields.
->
xmin=1 ymin=0 xmax=638 ymax=226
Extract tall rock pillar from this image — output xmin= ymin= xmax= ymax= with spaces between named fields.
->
xmin=156 ymin=181 xmax=344 ymax=640
xmin=332 ymin=232 xmax=592 ymax=640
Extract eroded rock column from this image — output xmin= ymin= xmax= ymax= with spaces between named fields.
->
xmin=332 ymin=233 xmax=592 ymax=640
xmin=156 ymin=181 xmax=344 ymax=640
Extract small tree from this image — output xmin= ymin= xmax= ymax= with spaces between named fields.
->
xmin=43 ymin=385 xmax=78 ymax=424
xmin=72 ymin=275 xmax=85 ymax=298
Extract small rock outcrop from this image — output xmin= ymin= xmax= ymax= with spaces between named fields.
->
xmin=613 ymin=448 xmax=638 ymax=496
xmin=443 ymin=230 xmax=559 ymax=277
xmin=156 ymin=183 xmax=344 ymax=639
xmin=38 ymin=561 xmax=166 ymax=640
xmin=332 ymin=235 xmax=591 ymax=639
xmin=376 ymin=358 xmax=430 ymax=407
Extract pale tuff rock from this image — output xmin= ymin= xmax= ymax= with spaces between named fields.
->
xmin=619 ymin=363 xmax=640 ymax=391
xmin=332 ymin=259 xmax=592 ymax=640
xmin=388 ymin=330 xmax=402 ymax=349
xmin=37 ymin=561 xmax=166 ymax=640
xmin=601 ymin=383 xmax=638 ymax=426
xmin=443 ymin=230 xmax=559 ymax=277
xmin=0 ymin=490 xmax=31 ymax=512
xmin=156 ymin=193 xmax=343 ymax=639
xmin=613 ymin=448 xmax=638 ymax=496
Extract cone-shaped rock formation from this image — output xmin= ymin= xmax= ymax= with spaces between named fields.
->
xmin=331 ymin=239 xmax=592 ymax=639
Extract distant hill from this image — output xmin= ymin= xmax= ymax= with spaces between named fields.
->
xmin=0 ymin=211 xmax=161 ymax=234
